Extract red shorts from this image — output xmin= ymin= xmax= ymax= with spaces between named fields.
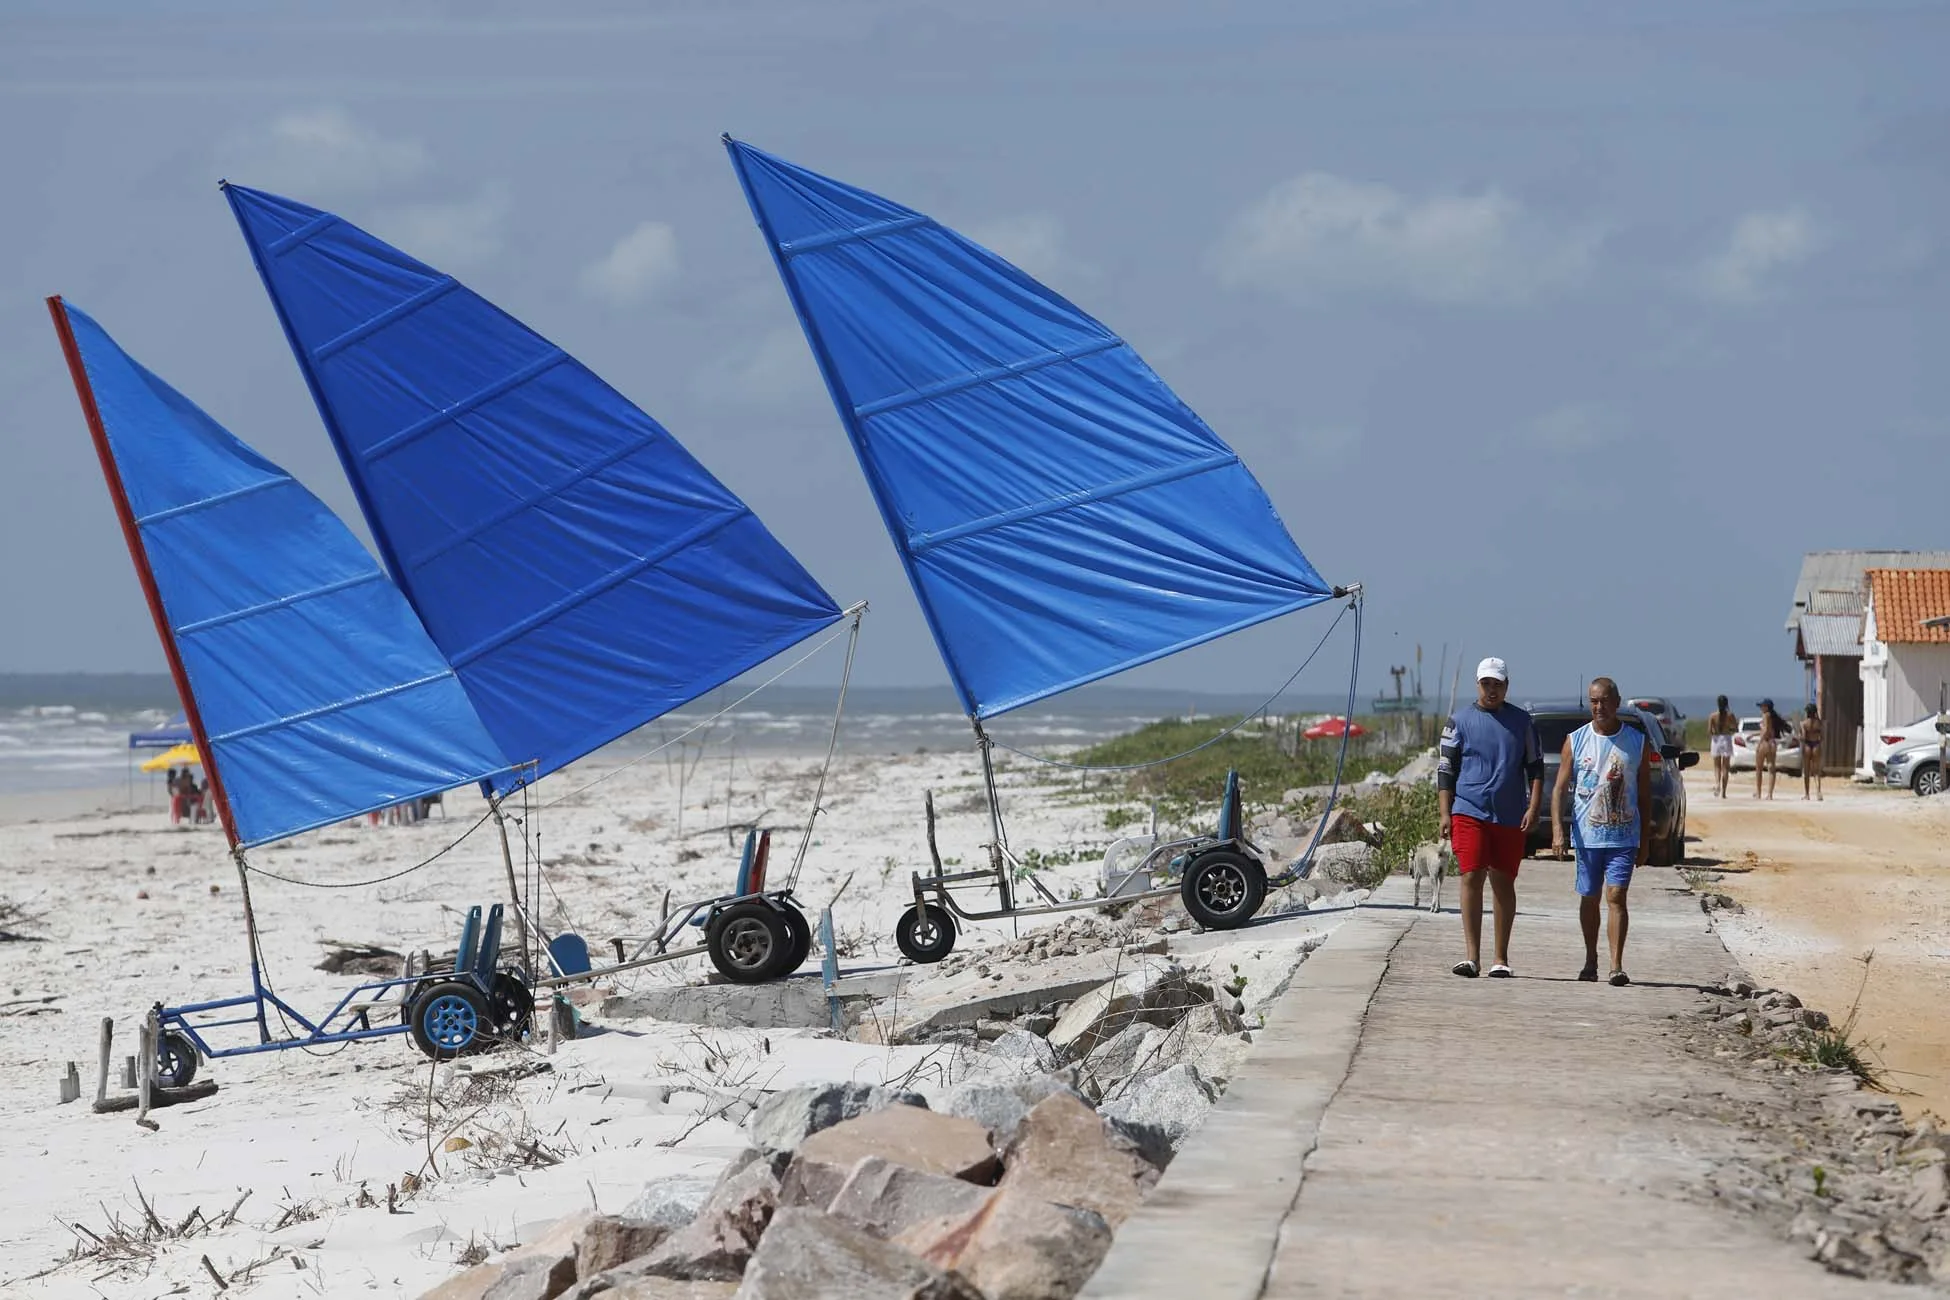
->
xmin=1450 ymin=814 xmax=1523 ymax=876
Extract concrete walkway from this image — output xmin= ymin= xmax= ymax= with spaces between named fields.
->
xmin=1082 ymin=862 xmax=1911 ymax=1299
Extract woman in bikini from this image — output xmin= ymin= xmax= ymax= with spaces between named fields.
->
xmin=1755 ymin=699 xmax=1787 ymax=800
xmin=1800 ymin=704 xmax=1824 ymax=801
xmin=1707 ymin=695 xmax=1737 ymax=798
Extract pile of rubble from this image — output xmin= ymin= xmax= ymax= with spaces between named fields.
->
xmin=424 ymin=1082 xmax=1171 ymax=1300
xmin=1681 ymin=972 xmax=1950 ymax=1284
xmin=424 ymin=945 xmax=1297 ymax=1299
xmin=933 ymin=915 xmax=1140 ymax=978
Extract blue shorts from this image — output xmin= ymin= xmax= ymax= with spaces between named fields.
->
xmin=1574 ymin=846 xmax=1636 ymax=896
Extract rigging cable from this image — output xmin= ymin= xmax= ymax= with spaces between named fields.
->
xmin=1278 ymin=589 xmax=1364 ymax=883
xmin=783 ymin=605 xmax=865 ymax=893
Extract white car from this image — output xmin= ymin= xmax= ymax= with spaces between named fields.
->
xmin=1869 ymin=713 xmax=1948 ymax=771
xmin=1728 ymin=716 xmax=1801 ymax=773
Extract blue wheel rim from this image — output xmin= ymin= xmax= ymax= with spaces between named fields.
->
xmin=423 ymin=993 xmax=479 ymax=1049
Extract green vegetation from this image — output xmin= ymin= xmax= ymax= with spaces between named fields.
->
xmin=1066 ymin=713 xmax=1429 ymax=876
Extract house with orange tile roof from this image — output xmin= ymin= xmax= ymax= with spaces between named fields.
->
xmin=1859 ymin=568 xmax=1950 ymax=777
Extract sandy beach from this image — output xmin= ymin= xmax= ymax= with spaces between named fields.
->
xmin=0 ymin=739 xmax=1328 ymax=1297
xmin=1685 ymin=767 xmax=1950 ymax=1120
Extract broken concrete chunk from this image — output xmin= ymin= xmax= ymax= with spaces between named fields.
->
xmin=983 ymin=1025 xmax=1061 ymax=1073
xmin=998 ymin=1093 xmax=1159 ymax=1228
xmin=1308 ymin=841 xmax=1378 ymax=884
xmin=796 ymin=1105 xmax=1000 ymax=1184
xmin=1045 ymin=958 xmax=1195 ymax=1059
xmin=895 ymin=1187 xmax=1113 ymax=1300
xmin=1081 ymin=1022 xmax=1166 ymax=1089
xmin=731 ymin=1208 xmax=983 ymax=1300
xmin=749 ymin=1082 xmax=928 ymax=1154
xmin=826 ymin=1155 xmax=996 ymax=1239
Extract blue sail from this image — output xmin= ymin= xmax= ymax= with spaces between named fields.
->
xmin=725 ymin=140 xmax=1334 ymax=720
xmin=55 ymin=301 xmax=513 ymax=848
xmin=224 ymin=185 xmax=844 ymax=790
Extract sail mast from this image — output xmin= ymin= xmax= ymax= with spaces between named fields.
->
xmin=46 ymin=295 xmax=240 ymax=848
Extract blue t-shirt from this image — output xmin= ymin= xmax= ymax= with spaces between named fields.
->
xmin=1439 ymin=704 xmax=1543 ymax=826
xmin=1569 ymin=722 xmax=1647 ymax=849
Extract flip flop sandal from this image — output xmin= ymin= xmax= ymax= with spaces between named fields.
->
xmin=1452 ymin=959 xmax=1479 ymax=978
xmin=1487 ymin=964 xmax=1513 ymax=978
xmin=1608 ymin=970 xmax=1631 ymax=987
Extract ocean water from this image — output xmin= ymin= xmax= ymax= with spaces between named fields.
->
xmin=0 ymin=675 xmax=1362 ymax=797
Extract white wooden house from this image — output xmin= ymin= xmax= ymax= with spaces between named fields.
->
xmin=1858 ymin=568 xmax=1950 ymax=777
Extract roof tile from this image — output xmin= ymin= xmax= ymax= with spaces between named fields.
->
xmin=1866 ymin=568 xmax=1950 ymax=644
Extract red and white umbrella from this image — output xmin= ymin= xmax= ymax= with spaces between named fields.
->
xmin=1303 ymin=716 xmax=1366 ymax=740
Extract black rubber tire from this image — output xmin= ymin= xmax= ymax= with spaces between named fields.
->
xmin=707 ymin=901 xmax=793 ymax=984
xmin=487 ymin=970 xmax=534 ymax=1041
xmin=1914 ymin=764 xmax=1945 ymax=798
xmin=895 ymin=903 xmax=956 ymax=964
xmin=1181 ymin=848 xmax=1267 ymax=930
xmin=155 ymin=1030 xmax=198 ymax=1090
xmin=407 ymin=981 xmax=492 ymax=1061
xmin=777 ymin=903 xmax=813 ymax=976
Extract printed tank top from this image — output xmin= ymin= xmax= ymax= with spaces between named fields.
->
xmin=1570 ymin=722 xmax=1646 ymax=849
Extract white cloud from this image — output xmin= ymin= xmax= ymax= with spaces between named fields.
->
xmin=1520 ymin=402 xmax=1618 ymax=453
xmin=222 ymin=106 xmax=428 ymax=196
xmin=1210 ymin=172 xmax=1601 ymax=304
xmin=1700 ymin=208 xmax=1818 ymax=303
xmin=378 ymin=186 xmax=509 ymax=267
xmin=578 ymin=221 xmax=679 ymax=306
xmin=695 ymin=328 xmax=823 ymax=408
xmin=964 ymin=214 xmax=1083 ymax=284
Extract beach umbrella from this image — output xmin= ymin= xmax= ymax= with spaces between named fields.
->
xmin=139 ymin=742 xmax=202 ymax=773
xmin=1303 ymin=716 xmax=1366 ymax=740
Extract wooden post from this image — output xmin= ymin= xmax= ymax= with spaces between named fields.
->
xmin=122 ymin=1056 xmax=137 ymax=1089
xmin=60 ymin=1062 xmax=81 ymax=1104
xmin=95 ymin=1018 xmax=114 ymax=1105
xmin=137 ymin=1011 xmax=157 ymax=1121
xmin=820 ymin=908 xmax=841 ymax=1034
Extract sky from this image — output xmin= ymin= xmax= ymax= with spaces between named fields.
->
xmin=2 ymin=0 xmax=1945 ymax=711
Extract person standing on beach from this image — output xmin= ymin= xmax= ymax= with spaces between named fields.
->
xmin=1754 ymin=698 xmax=1788 ymax=800
xmin=1437 ymin=657 xmax=1543 ymax=979
xmin=1799 ymin=704 xmax=1825 ymax=801
xmin=1551 ymin=678 xmax=1652 ymax=986
xmin=1707 ymin=696 xmax=1737 ymax=798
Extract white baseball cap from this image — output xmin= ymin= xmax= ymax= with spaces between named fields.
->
xmin=1476 ymin=657 xmax=1509 ymax=683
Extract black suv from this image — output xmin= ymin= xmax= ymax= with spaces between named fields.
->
xmin=1525 ymin=703 xmax=1697 ymax=866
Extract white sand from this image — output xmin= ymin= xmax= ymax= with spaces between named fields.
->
xmin=0 ymin=743 xmax=1202 ymax=1297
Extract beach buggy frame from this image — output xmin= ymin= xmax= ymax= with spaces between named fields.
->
xmin=149 ymin=900 xmax=532 ymax=1089
xmin=528 ymin=826 xmax=815 ymax=990
xmin=893 ymin=749 xmax=1283 ymax=964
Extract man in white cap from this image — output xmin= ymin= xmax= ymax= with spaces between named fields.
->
xmin=1437 ymin=657 xmax=1543 ymax=977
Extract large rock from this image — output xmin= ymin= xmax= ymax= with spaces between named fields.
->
xmin=749 ymin=1083 xmax=927 ymax=1155
xmin=826 ymin=1155 xmax=996 ymax=1239
xmin=1294 ymin=806 xmax=1374 ymax=848
xmin=795 ymin=1104 xmax=999 ymax=1184
xmin=896 ymin=1187 xmax=1113 ymax=1300
xmin=420 ymin=1211 xmax=591 ymax=1300
xmin=591 ymin=1280 xmax=736 ymax=1300
xmin=731 ymin=1208 xmax=983 ymax=1300
xmin=622 ymin=1175 xmax=716 ymax=1230
xmin=1308 ymin=841 xmax=1378 ymax=884
xmin=576 ymin=1216 xmax=668 ymax=1279
xmin=634 ymin=1153 xmax=781 ymax=1281
xmin=1099 ymin=1063 xmax=1219 ymax=1164
xmin=997 ymin=1093 xmax=1159 ymax=1228
xmin=944 ymin=1075 xmax=1088 ymax=1148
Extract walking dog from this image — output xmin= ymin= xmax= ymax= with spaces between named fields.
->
xmin=1409 ymin=840 xmax=1455 ymax=912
